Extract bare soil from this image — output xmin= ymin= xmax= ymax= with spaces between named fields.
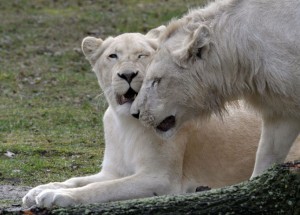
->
xmin=0 ymin=185 xmax=31 ymax=211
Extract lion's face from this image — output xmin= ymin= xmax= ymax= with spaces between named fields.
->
xmin=130 ymin=47 xmax=193 ymax=138
xmin=131 ymin=21 xmax=217 ymax=138
xmin=94 ymin=33 xmax=153 ymax=115
xmin=82 ymin=27 xmax=165 ymax=116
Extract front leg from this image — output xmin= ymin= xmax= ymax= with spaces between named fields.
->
xmin=251 ymin=116 xmax=300 ymax=178
xmin=35 ymin=173 xmax=179 ymax=208
xmin=22 ymin=170 xmax=117 ymax=207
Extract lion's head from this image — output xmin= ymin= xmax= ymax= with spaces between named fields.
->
xmin=131 ymin=16 xmax=225 ymax=138
xmin=82 ymin=26 xmax=166 ymax=116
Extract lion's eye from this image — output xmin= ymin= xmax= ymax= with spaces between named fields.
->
xmin=151 ymin=78 xmax=161 ymax=87
xmin=138 ymin=54 xmax=148 ymax=59
xmin=108 ymin=54 xmax=118 ymax=59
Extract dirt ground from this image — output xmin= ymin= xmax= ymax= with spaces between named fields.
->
xmin=0 ymin=185 xmax=31 ymax=211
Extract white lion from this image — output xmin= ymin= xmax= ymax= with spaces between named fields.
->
xmin=23 ymin=26 xmax=299 ymax=208
xmin=131 ymin=0 xmax=300 ymax=178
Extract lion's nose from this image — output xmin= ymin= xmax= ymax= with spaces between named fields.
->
xmin=131 ymin=110 xmax=140 ymax=119
xmin=118 ymin=71 xmax=138 ymax=84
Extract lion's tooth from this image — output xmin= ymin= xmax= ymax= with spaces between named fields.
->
xmin=134 ymin=94 xmax=137 ymax=99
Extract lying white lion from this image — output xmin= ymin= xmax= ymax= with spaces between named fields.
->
xmin=131 ymin=0 xmax=300 ymax=179
xmin=23 ymin=26 xmax=300 ymax=208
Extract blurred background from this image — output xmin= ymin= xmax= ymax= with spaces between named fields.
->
xmin=0 ymin=0 xmax=205 ymax=191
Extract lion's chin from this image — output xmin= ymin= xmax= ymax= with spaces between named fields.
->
xmin=155 ymin=126 xmax=177 ymax=140
xmin=114 ymin=102 xmax=133 ymax=117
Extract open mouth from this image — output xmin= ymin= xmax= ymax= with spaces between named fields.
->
xmin=156 ymin=115 xmax=176 ymax=132
xmin=117 ymin=88 xmax=138 ymax=105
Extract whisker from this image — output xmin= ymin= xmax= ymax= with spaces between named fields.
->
xmin=93 ymin=86 xmax=113 ymax=110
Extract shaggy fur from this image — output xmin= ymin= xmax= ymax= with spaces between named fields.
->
xmin=23 ymin=26 xmax=300 ymax=208
xmin=131 ymin=0 xmax=300 ymax=178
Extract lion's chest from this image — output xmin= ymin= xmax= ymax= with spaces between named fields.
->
xmin=103 ymin=108 xmax=159 ymax=176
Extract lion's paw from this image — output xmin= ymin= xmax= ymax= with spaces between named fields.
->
xmin=36 ymin=189 xmax=77 ymax=208
xmin=23 ymin=186 xmax=48 ymax=207
xmin=22 ymin=183 xmax=69 ymax=207
xmin=22 ymin=191 xmax=37 ymax=208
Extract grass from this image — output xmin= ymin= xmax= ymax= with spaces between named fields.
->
xmin=0 ymin=0 xmax=205 ymax=187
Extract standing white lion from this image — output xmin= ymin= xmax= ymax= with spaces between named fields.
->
xmin=131 ymin=0 xmax=300 ymax=178
xmin=23 ymin=24 xmax=299 ymax=208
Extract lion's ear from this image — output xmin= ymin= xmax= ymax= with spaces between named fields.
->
xmin=145 ymin=25 xmax=166 ymax=39
xmin=171 ymin=25 xmax=210 ymax=67
xmin=81 ymin=36 xmax=103 ymax=65
xmin=188 ymin=24 xmax=211 ymax=59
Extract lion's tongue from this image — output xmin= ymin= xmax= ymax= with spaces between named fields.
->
xmin=156 ymin=116 xmax=176 ymax=132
